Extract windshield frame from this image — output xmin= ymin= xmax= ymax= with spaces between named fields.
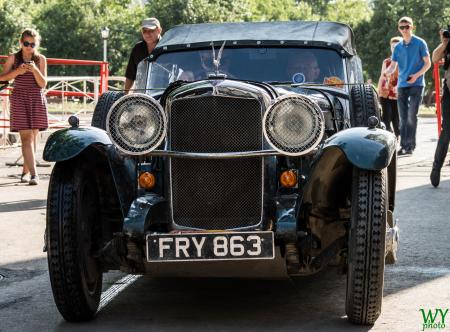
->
xmin=143 ymin=46 xmax=349 ymax=93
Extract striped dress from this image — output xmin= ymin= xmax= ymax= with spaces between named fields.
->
xmin=10 ymin=55 xmax=48 ymax=132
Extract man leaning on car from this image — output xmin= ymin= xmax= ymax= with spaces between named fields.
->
xmin=124 ymin=17 xmax=162 ymax=94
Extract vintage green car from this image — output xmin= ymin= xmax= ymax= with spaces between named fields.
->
xmin=43 ymin=21 xmax=399 ymax=325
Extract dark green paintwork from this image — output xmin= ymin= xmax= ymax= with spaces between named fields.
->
xmin=274 ymin=194 xmax=299 ymax=243
xmin=123 ymin=194 xmax=165 ymax=237
xmin=43 ymin=127 xmax=111 ymax=162
xmin=323 ymin=127 xmax=396 ymax=170
xmin=105 ymin=146 xmax=137 ymax=218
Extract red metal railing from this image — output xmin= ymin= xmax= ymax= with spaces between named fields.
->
xmin=0 ymin=56 xmax=109 ymax=97
xmin=0 ymin=56 xmax=109 ymax=131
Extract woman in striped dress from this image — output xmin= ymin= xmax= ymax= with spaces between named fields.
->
xmin=0 ymin=28 xmax=48 ymax=185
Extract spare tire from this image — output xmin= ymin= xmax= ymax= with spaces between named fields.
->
xmin=91 ymin=91 xmax=125 ymax=129
xmin=350 ymin=84 xmax=380 ymax=127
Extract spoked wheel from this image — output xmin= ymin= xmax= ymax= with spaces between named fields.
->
xmin=346 ymin=167 xmax=387 ymax=325
xmin=47 ymin=162 xmax=103 ymax=322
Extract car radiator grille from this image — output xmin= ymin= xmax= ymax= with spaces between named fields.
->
xmin=170 ymin=95 xmax=263 ymax=230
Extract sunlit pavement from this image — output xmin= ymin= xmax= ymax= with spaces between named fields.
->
xmin=0 ymin=117 xmax=449 ymax=331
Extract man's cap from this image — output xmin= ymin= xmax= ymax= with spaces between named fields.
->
xmin=398 ymin=16 xmax=413 ymax=26
xmin=142 ymin=17 xmax=161 ymax=30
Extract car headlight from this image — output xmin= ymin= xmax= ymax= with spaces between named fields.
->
xmin=106 ymin=93 xmax=167 ymax=155
xmin=263 ymin=94 xmax=325 ymax=156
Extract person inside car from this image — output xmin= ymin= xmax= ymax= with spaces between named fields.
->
xmin=286 ymin=52 xmax=321 ymax=83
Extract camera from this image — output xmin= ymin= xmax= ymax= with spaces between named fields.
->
xmin=0 ymin=81 xmax=8 ymax=91
xmin=443 ymin=25 xmax=450 ymax=70
xmin=443 ymin=25 xmax=450 ymax=39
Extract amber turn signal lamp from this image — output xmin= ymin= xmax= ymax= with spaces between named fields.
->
xmin=280 ymin=170 xmax=297 ymax=188
xmin=139 ymin=172 xmax=156 ymax=190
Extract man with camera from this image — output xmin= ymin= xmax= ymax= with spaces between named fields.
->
xmin=430 ymin=28 xmax=450 ymax=187
xmin=385 ymin=17 xmax=431 ymax=155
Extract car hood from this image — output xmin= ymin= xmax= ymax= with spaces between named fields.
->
xmin=154 ymin=79 xmax=345 ymax=113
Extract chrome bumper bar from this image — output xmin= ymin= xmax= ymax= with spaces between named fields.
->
xmin=146 ymin=149 xmax=316 ymax=159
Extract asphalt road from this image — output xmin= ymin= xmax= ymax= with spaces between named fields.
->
xmin=0 ymin=117 xmax=449 ymax=332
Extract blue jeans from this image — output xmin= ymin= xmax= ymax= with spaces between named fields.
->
xmin=397 ymin=86 xmax=423 ymax=150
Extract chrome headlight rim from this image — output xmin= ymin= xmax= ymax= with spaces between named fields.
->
xmin=106 ymin=93 xmax=167 ymax=155
xmin=263 ymin=94 xmax=325 ymax=156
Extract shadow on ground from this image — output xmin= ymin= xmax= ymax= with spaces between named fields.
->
xmin=0 ymin=177 xmax=449 ymax=331
xmin=0 ymin=199 xmax=46 ymax=212
xmin=52 ymin=270 xmax=369 ymax=332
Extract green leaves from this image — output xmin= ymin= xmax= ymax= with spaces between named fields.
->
xmin=0 ymin=0 xmax=144 ymax=76
xmin=32 ymin=0 xmax=145 ymax=76
xmin=1 ymin=0 xmax=448 ymax=87
xmin=146 ymin=0 xmax=252 ymax=29
xmin=355 ymin=0 xmax=450 ymax=90
xmin=0 ymin=0 xmax=36 ymax=55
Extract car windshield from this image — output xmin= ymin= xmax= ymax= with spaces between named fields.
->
xmin=147 ymin=47 xmax=345 ymax=90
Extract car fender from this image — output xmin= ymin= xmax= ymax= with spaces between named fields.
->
xmin=43 ymin=127 xmax=112 ymax=162
xmin=323 ymin=127 xmax=396 ymax=171
xmin=44 ymin=127 xmax=137 ymax=218
xmin=303 ymin=127 xmax=396 ymax=209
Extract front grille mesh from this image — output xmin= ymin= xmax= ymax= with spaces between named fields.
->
xmin=170 ymin=96 xmax=262 ymax=152
xmin=170 ymin=95 xmax=263 ymax=229
xmin=171 ymin=158 xmax=262 ymax=229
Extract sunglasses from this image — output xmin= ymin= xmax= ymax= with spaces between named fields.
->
xmin=399 ymin=25 xmax=411 ymax=30
xmin=23 ymin=41 xmax=36 ymax=48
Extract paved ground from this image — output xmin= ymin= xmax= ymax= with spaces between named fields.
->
xmin=0 ymin=117 xmax=449 ymax=331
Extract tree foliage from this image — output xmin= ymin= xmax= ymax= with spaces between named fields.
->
xmin=249 ymin=0 xmax=317 ymax=21
xmin=0 ymin=0 xmax=449 ymax=93
xmin=146 ymin=0 xmax=252 ymax=30
xmin=0 ymin=0 xmax=36 ymax=55
xmin=325 ymin=0 xmax=372 ymax=27
xmin=32 ymin=0 xmax=144 ymax=76
xmin=355 ymin=0 xmax=450 ymax=92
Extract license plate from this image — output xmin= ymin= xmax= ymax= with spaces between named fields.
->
xmin=146 ymin=231 xmax=274 ymax=262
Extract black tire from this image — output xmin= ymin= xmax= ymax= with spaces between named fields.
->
xmin=47 ymin=161 xmax=103 ymax=322
xmin=351 ymin=83 xmax=397 ymax=218
xmin=346 ymin=168 xmax=387 ymax=325
xmin=91 ymin=91 xmax=125 ymax=129
xmin=350 ymin=84 xmax=380 ymax=127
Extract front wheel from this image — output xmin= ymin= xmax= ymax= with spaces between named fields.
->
xmin=346 ymin=168 xmax=387 ymax=325
xmin=47 ymin=161 xmax=103 ymax=321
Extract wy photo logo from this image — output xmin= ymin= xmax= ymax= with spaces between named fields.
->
xmin=420 ymin=308 xmax=449 ymax=331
